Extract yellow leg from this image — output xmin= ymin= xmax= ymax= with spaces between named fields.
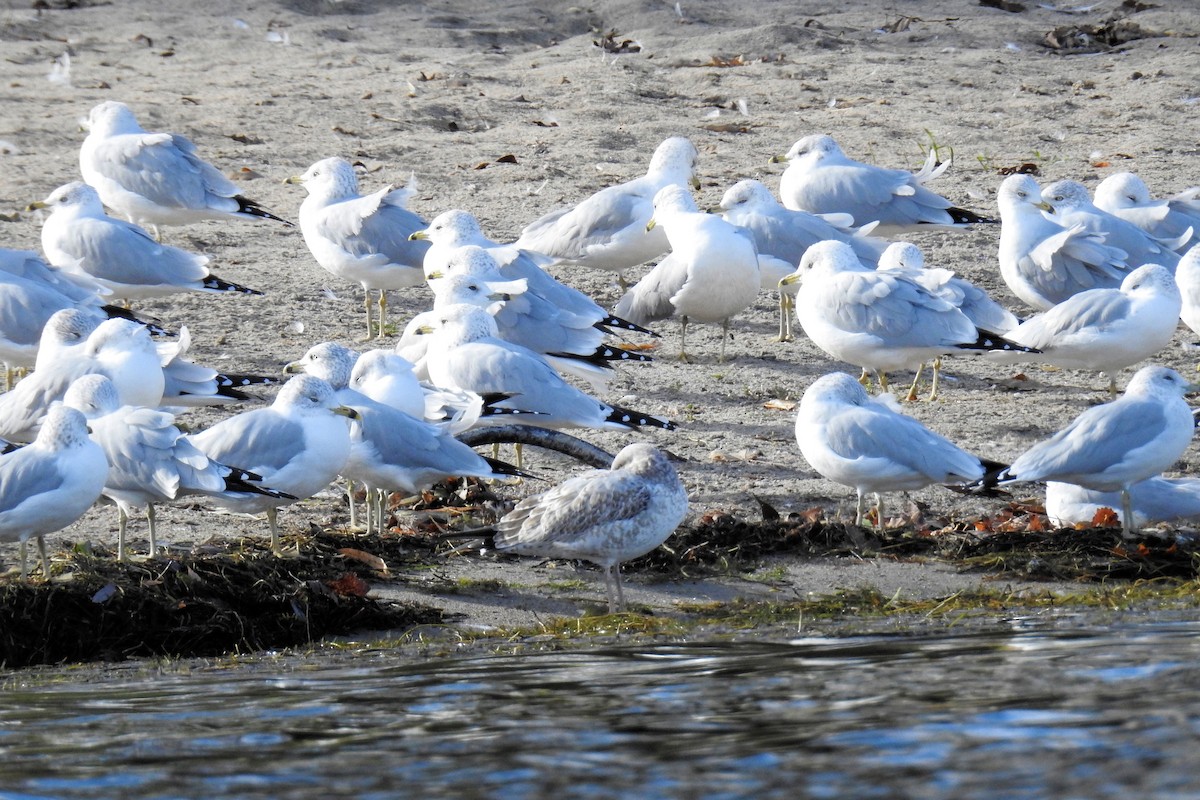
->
xmin=905 ymin=363 xmax=924 ymax=402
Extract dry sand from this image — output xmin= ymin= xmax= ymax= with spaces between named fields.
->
xmin=1 ymin=0 xmax=1198 ymax=626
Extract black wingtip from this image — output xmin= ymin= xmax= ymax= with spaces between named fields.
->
xmin=595 ymin=315 xmax=659 ymax=337
xmin=202 ymin=275 xmax=263 ymax=296
xmin=606 ymin=405 xmax=676 ymax=431
xmin=948 ymin=206 xmax=998 ymax=225
xmin=101 ymin=304 xmax=170 ymax=336
xmin=216 ymin=373 xmax=281 ymax=389
xmin=223 ymin=466 xmax=298 ymax=499
xmin=956 ymin=329 xmax=1040 ymax=354
xmin=235 ymin=195 xmax=295 ymax=227
xmin=482 ymin=455 xmax=538 ymax=481
xmin=548 ymin=345 xmax=653 ymax=367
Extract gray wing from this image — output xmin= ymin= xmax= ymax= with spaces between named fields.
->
xmin=494 ymin=470 xmax=653 ymax=549
xmin=824 ymin=405 xmax=982 ymax=482
xmin=613 ymin=255 xmax=685 ymax=325
xmin=55 ymin=217 xmax=208 ymax=286
xmin=191 ymin=410 xmax=307 ymax=476
xmin=91 ymin=132 xmax=235 ymax=210
xmin=517 ymin=184 xmax=649 ymax=260
xmin=814 ymin=270 xmax=975 ymax=346
xmin=1012 ymin=290 xmax=1130 ymax=349
xmin=0 ymin=451 xmax=66 ymax=514
xmin=1010 ymin=400 xmax=1167 ymax=480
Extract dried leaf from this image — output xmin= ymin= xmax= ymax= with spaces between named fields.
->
xmin=763 ymin=398 xmax=797 ymax=411
xmin=338 ymin=547 xmax=390 ymax=575
xmin=326 ymin=573 xmax=370 ymax=597
xmin=228 ymin=132 xmax=263 ymax=145
xmin=1091 ymin=506 xmax=1120 ymax=528
xmin=229 ymin=167 xmax=263 ymax=181
xmin=495 ymin=153 xmax=518 ymax=164
xmin=997 ymin=162 xmax=1040 ymax=176
xmin=705 ymin=54 xmax=746 ymax=67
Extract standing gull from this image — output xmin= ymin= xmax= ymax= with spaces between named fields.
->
xmin=780 ymin=240 xmax=1034 ymax=396
xmin=1094 ymin=172 xmax=1200 ymax=254
xmin=189 ymin=375 xmax=357 ymax=552
xmin=288 ymin=157 xmax=430 ymax=339
xmin=0 ymin=404 xmax=108 ymax=579
xmin=32 ymin=182 xmax=260 ymax=301
xmin=772 ymin=134 xmax=993 ymax=232
xmin=991 ymin=264 xmax=1181 ymax=395
xmin=985 ymin=365 xmax=1197 ymax=535
xmin=1175 ymin=244 xmax=1200 ymax=339
xmin=78 ymin=100 xmax=291 ymax=233
xmin=997 ymin=173 xmax=1131 ymax=310
xmin=795 ymin=372 xmax=986 ymax=527
xmin=492 ymin=442 xmax=688 ymax=613
xmin=63 ymin=374 xmax=291 ymax=560
xmin=514 ymin=136 xmax=700 ymax=278
xmin=614 ymin=185 xmax=761 ymax=363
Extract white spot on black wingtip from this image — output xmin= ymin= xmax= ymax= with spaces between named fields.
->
xmin=203 ymin=276 xmax=263 ymax=296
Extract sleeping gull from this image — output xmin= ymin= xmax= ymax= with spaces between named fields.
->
xmin=418 ymin=304 xmax=675 ymax=432
xmin=287 ymin=157 xmax=430 ymax=339
xmin=780 ymin=240 xmax=1034 ymax=397
xmin=991 ymin=263 xmax=1181 ymax=394
xmin=1095 ymin=172 xmax=1200 ymax=254
xmin=614 ymin=185 xmax=761 ymax=363
xmin=985 ymin=365 xmax=1197 ymax=535
xmin=78 ymin=100 xmax=291 ymax=233
xmin=189 ymin=374 xmax=357 ymax=552
xmin=63 ymin=374 xmax=291 ymax=560
xmin=514 ymin=136 xmax=700 ymax=278
xmin=997 ymin=173 xmax=1132 ymax=311
xmin=771 ymin=134 xmax=993 ymax=232
xmin=1046 ymin=476 xmax=1200 ymax=530
xmin=1040 ymin=179 xmax=1181 ymax=271
xmin=31 ymin=182 xmax=261 ymax=301
xmin=0 ymin=403 xmax=108 ymax=579
xmin=492 ymin=442 xmax=688 ymax=612
xmin=794 ymin=372 xmax=986 ymax=527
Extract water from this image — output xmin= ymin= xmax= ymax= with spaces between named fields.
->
xmin=3 ymin=615 xmax=1200 ymax=799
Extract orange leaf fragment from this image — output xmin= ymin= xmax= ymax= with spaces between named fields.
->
xmin=1090 ymin=506 xmax=1120 ymax=528
xmin=338 ymin=548 xmax=390 ymax=575
xmin=326 ymin=573 xmax=370 ymax=598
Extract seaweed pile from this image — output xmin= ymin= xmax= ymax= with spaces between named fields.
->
xmin=0 ymin=529 xmax=443 ymax=669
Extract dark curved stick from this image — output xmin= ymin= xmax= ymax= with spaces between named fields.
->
xmin=456 ymin=425 xmax=615 ymax=468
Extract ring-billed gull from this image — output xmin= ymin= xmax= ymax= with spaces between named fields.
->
xmin=1175 ymin=245 xmax=1200 ymax=338
xmin=0 ymin=403 xmax=108 ymax=579
xmin=412 ymin=209 xmax=651 ymax=336
xmin=1040 ymin=179 xmax=1181 ymax=271
xmin=1094 ymin=172 xmax=1200 ymax=254
xmin=1046 ymin=477 xmax=1200 ymax=529
xmin=288 ymin=157 xmax=430 ymax=339
xmin=78 ymin=100 xmax=291 ymax=233
xmin=716 ymin=179 xmax=888 ymax=341
xmin=492 ymin=442 xmax=688 ymax=612
xmin=780 ymin=240 xmax=1034 ymax=395
xmin=514 ymin=137 xmax=700 ymax=278
xmin=285 ymin=341 xmax=524 ymax=534
xmin=63 ymin=374 xmax=291 ymax=560
xmin=771 ymin=134 xmax=993 ymax=232
xmin=878 ymin=241 xmax=1020 ymax=399
xmin=991 ymin=264 xmax=1181 ymax=394
xmin=997 ymin=174 xmax=1132 ymax=310
xmin=189 ymin=374 xmax=357 ymax=552
xmin=795 ymin=372 xmax=986 ymax=527
xmin=419 ymin=304 xmax=675 ymax=432
xmin=0 ymin=316 xmax=165 ymax=442
xmin=614 ymin=185 xmax=761 ymax=363
xmin=31 ymin=182 xmax=261 ymax=301
xmin=986 ymin=365 xmax=1197 ymax=535
xmin=431 ymin=265 xmax=648 ymax=392
xmin=346 ymin=348 xmax=425 ymax=420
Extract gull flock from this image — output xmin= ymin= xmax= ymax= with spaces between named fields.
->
xmin=2 ymin=100 xmax=1200 ymax=609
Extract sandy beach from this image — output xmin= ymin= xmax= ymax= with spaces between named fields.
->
xmin=1 ymin=0 xmax=1199 ymax=630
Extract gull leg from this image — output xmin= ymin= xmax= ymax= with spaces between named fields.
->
xmin=1107 ymin=373 xmax=1119 ymax=398
xmin=147 ymin=503 xmax=158 ymax=556
xmin=929 ymin=357 xmax=943 ymax=401
xmin=19 ymin=540 xmax=27 ymax=581
xmin=345 ymin=479 xmax=361 ymax=530
xmin=678 ymin=316 xmax=691 ymax=363
xmin=117 ymin=506 xmax=129 ymax=562
xmin=1121 ymin=488 xmax=1135 ymax=536
xmin=37 ymin=535 xmax=50 ymax=579
xmin=719 ymin=318 xmax=730 ymax=364
xmin=267 ymin=507 xmax=280 ymax=553
xmin=363 ymin=293 xmax=374 ymax=340
xmin=855 ymin=491 xmax=866 ymax=527
xmin=905 ymin=363 xmax=924 ymax=402
xmin=858 ymin=368 xmax=871 ymax=389
xmin=877 ymin=371 xmax=890 ymax=394
xmin=378 ymin=291 xmax=388 ymax=339
xmin=875 ymin=493 xmax=885 ymax=531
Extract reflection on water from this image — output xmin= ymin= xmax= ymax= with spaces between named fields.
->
xmin=4 ymin=616 xmax=1200 ymax=799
